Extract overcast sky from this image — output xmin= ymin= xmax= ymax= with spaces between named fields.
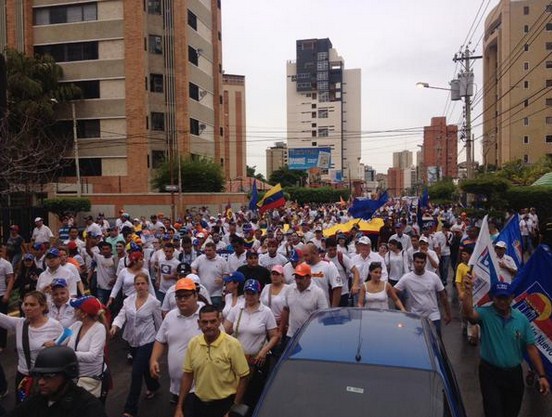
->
xmin=221 ymin=0 xmax=500 ymax=177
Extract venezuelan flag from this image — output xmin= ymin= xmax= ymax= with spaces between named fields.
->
xmin=257 ymin=183 xmax=285 ymax=214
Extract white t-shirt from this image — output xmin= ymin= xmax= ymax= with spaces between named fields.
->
xmin=226 ymin=303 xmax=277 ymax=355
xmin=284 ymin=282 xmax=328 ymax=337
xmin=67 ymin=321 xmax=106 ymax=377
xmin=282 ymin=262 xmax=296 ymax=285
xmin=48 ymin=301 xmax=76 ymax=328
xmin=326 ymin=253 xmax=353 ymax=295
xmin=385 ymin=251 xmax=409 ymax=282
xmin=351 ymin=252 xmax=388 ymax=282
xmin=258 ymin=253 xmax=289 ymax=270
xmin=93 ymin=254 xmax=117 ymax=290
xmin=158 ymin=256 xmax=181 ymax=293
xmin=155 ymin=306 xmax=202 ymax=394
xmin=394 ymin=270 xmax=444 ymax=321
xmin=260 ymin=284 xmax=290 ymax=322
xmin=227 ymin=251 xmax=247 ymax=272
xmin=308 ymin=260 xmax=342 ymax=306
xmin=110 ymin=268 xmax=155 ymax=299
xmin=389 ymin=233 xmax=412 ymax=251
xmin=37 ymin=265 xmax=79 ymax=297
xmin=433 ymin=231 xmax=452 ymax=257
xmin=112 ymin=293 xmax=162 ymax=347
xmin=0 ymin=258 xmax=14 ymax=296
xmin=32 ymin=225 xmax=54 ymax=244
xmin=191 ymin=254 xmax=228 ymax=297
xmin=222 ymin=293 xmax=244 ymax=320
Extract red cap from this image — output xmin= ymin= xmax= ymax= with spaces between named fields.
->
xmin=67 ymin=241 xmax=78 ymax=250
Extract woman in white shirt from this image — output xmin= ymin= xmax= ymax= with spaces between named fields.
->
xmin=260 ymin=265 xmax=289 ymax=325
xmin=358 ymin=262 xmax=405 ymax=311
xmin=111 ymin=272 xmax=162 ymax=417
xmin=221 ymin=271 xmax=245 ymax=320
xmin=224 ymin=279 xmax=279 ymax=411
xmin=107 ymin=251 xmax=155 ymax=307
xmin=67 ymin=296 xmax=108 ymax=398
xmin=0 ymin=291 xmax=63 ymax=403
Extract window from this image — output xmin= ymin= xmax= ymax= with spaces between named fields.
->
xmin=547 ymin=5 xmax=552 ymax=12
xmin=546 ymin=117 xmax=552 ymax=124
xmin=34 ymin=41 xmax=98 ymax=62
xmin=523 ymin=136 xmax=529 ymax=144
xmin=523 ymin=117 xmax=529 ymax=126
xmin=150 ymin=112 xmax=165 ymax=131
xmin=220 ymin=127 xmax=223 ymax=136
xmin=524 ymin=62 xmax=529 ymax=70
xmin=187 ymin=10 xmax=197 ymax=30
xmin=151 ymin=150 xmax=165 ymax=169
xmin=523 ymin=6 xmax=529 ymax=15
xmin=547 ymin=80 xmax=552 ymax=87
xmin=547 ymin=135 xmax=552 ymax=143
xmin=524 ymin=44 xmax=529 ymax=52
xmin=547 ymin=42 xmax=552 ymax=51
xmin=546 ymin=61 xmax=552 ymax=69
xmin=311 ymin=123 xmax=317 ymax=128
xmin=150 ymin=74 xmax=163 ymax=93
xmin=318 ymin=81 xmax=328 ymax=91
xmin=311 ymin=112 xmax=316 ymax=118
xmin=524 ymin=154 xmax=529 ymax=163
xmin=147 ymin=0 xmax=161 ymax=14
xmin=318 ymin=128 xmax=329 ymax=137
xmin=524 ymin=80 xmax=529 ymax=89
xmin=311 ymin=104 xmax=316 ymax=109
xmin=524 ymin=25 xmax=529 ymax=33
xmin=148 ymin=35 xmax=162 ymax=54
xmin=311 ymin=131 xmax=316 ymax=137
xmin=188 ymin=46 xmax=198 ymax=65
xmin=318 ymin=109 xmax=328 ymax=118
xmin=547 ymin=98 xmax=552 ymax=106
xmin=73 ymin=80 xmax=100 ymax=99
xmin=33 ymin=3 xmax=97 ymax=25
xmin=319 ymin=92 xmax=329 ymax=102
xmin=317 ymin=61 xmax=328 ymax=71
xmin=56 ymin=119 xmax=100 ymax=139
xmin=312 ymin=93 xmax=317 ymax=100
xmin=524 ymin=99 xmax=529 ymax=107
xmin=317 ymin=71 xmax=328 ymax=81
xmin=317 ymin=52 xmax=328 ymax=60
xmin=547 ymin=23 xmax=552 ymax=31
xmin=190 ymin=118 xmax=200 ymax=135
xmin=189 ymin=82 xmax=199 ymax=100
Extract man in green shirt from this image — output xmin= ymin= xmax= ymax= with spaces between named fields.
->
xmin=463 ymin=279 xmax=549 ymax=417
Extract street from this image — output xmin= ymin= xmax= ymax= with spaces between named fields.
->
xmin=1 ymin=294 xmax=551 ymax=416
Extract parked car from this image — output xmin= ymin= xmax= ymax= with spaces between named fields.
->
xmin=251 ymin=308 xmax=466 ymax=417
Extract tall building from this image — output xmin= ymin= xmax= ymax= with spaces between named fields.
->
xmin=483 ymin=0 xmax=552 ymax=167
xmin=2 ymin=0 xmax=224 ymax=195
xmin=286 ymin=38 xmax=361 ymax=182
xmin=423 ymin=117 xmax=458 ymax=182
xmin=392 ymin=150 xmax=413 ymax=169
xmin=266 ymin=142 xmax=287 ymax=179
xmin=222 ymin=73 xmax=246 ymax=182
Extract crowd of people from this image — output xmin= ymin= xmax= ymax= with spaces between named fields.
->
xmin=0 ymin=201 xmax=549 ymax=417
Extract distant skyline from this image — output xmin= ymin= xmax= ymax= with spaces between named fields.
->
xmin=222 ymin=0 xmax=500 ymax=177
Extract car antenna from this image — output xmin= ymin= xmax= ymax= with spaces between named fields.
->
xmin=355 ymin=312 xmax=362 ymax=362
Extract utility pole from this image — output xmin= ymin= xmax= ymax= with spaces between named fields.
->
xmin=453 ymin=47 xmax=481 ymax=179
xmin=71 ymin=102 xmax=82 ymax=196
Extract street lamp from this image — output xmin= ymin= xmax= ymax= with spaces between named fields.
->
xmin=416 ymin=82 xmax=451 ymax=91
xmin=51 ymin=98 xmax=81 ymax=196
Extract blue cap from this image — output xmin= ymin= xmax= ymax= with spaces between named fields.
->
xmin=288 ymin=249 xmax=301 ymax=263
xmin=244 ymin=279 xmax=261 ymax=294
xmin=491 ymin=281 xmax=512 ymax=297
xmin=51 ymin=278 xmax=67 ymax=288
xmin=224 ymin=271 xmax=245 ymax=283
xmin=23 ymin=253 xmax=34 ymax=261
xmin=242 ymin=223 xmax=253 ymax=232
xmin=45 ymin=248 xmax=60 ymax=257
xmin=33 ymin=243 xmax=43 ymax=250
xmin=129 ymin=242 xmax=142 ymax=252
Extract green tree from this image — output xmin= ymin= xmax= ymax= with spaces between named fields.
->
xmin=152 ymin=156 xmax=225 ymax=192
xmin=494 ymin=156 xmax=552 ymax=185
xmin=42 ymin=198 xmax=91 ymax=220
xmin=246 ymin=165 xmax=265 ymax=182
xmin=1 ymin=48 xmax=80 ymax=193
xmin=428 ymin=178 xmax=458 ymax=204
xmin=269 ymin=165 xmax=307 ymax=187
xmin=460 ymin=175 xmax=511 ymax=209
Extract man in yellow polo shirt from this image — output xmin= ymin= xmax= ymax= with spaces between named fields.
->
xmin=174 ymin=305 xmax=249 ymax=417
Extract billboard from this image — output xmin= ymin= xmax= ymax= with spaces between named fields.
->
xmin=288 ymin=147 xmax=332 ymax=170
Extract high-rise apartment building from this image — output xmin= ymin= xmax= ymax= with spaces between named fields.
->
xmin=286 ymin=38 xmax=361 ymax=181
xmin=222 ymin=73 xmax=246 ymax=182
xmin=2 ymin=0 xmax=224 ymax=195
xmin=392 ymin=150 xmax=413 ymax=169
xmin=483 ymin=0 xmax=552 ymax=167
xmin=423 ymin=117 xmax=458 ymax=182
xmin=266 ymin=142 xmax=287 ymax=179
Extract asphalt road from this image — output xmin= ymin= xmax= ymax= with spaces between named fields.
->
xmin=1 ymin=294 xmax=551 ymax=417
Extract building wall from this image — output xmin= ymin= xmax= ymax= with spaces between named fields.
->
xmin=483 ymin=0 xmax=552 ymax=167
xmin=222 ymin=74 xmax=246 ymax=181
xmin=387 ymin=167 xmax=404 ymax=197
xmin=266 ymin=143 xmax=287 ymax=179
xmin=423 ymin=117 xmax=458 ymax=182
xmin=4 ymin=0 xmax=223 ymax=194
xmin=392 ymin=150 xmax=413 ymax=169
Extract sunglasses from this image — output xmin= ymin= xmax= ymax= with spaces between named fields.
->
xmin=175 ymin=293 xmax=195 ymax=300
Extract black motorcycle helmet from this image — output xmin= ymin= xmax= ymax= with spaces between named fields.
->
xmin=32 ymin=346 xmax=79 ymax=379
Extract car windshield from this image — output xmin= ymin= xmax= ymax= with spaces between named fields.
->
xmin=256 ymin=360 xmax=451 ymax=417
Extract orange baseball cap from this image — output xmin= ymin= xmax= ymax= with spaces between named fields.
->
xmin=294 ymin=262 xmax=312 ymax=277
xmin=175 ymin=278 xmax=196 ymax=292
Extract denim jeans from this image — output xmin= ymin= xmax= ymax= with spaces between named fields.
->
xmin=439 ymin=255 xmax=451 ymax=287
xmin=96 ymin=288 xmax=111 ymax=306
xmin=124 ymin=342 xmax=159 ymax=416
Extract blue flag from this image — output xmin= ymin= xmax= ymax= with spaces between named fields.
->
xmin=420 ymin=187 xmax=429 ymax=209
xmin=348 ymin=190 xmax=388 ymax=220
xmin=496 ymin=213 xmax=524 ymax=268
xmin=510 ymin=244 xmax=552 ymax=380
xmin=248 ymin=180 xmax=258 ymax=212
